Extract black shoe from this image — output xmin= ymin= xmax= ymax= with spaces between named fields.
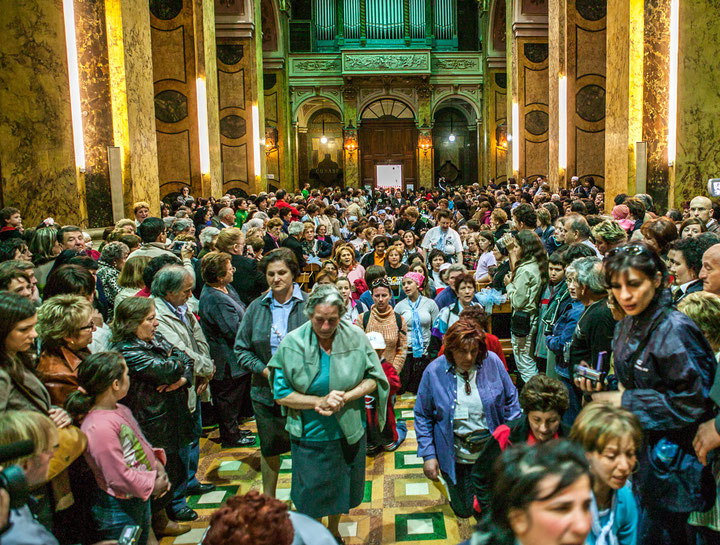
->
xmin=238 ymin=428 xmax=253 ymax=437
xmin=186 ymin=483 xmax=216 ymax=496
xmin=170 ymin=506 xmax=198 ymax=522
xmin=221 ymin=435 xmax=255 ymax=448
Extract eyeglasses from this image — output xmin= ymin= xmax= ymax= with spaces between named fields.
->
xmin=79 ymin=322 xmax=96 ymax=331
xmin=606 ymin=245 xmax=653 ymax=259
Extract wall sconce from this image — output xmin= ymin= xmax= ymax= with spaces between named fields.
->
xmin=265 ymin=126 xmax=278 ymax=155
xmin=495 ymin=125 xmax=508 ymax=150
xmin=343 ymin=122 xmax=358 ymax=154
xmin=418 ymin=120 xmax=432 ymax=156
xmin=63 ymin=0 xmax=85 ymax=172
xmin=668 ymin=0 xmax=679 ymax=166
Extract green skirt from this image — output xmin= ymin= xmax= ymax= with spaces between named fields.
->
xmin=290 ymin=434 xmax=366 ymax=518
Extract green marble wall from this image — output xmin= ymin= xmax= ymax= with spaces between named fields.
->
xmin=674 ymin=0 xmax=720 ymax=206
xmin=0 ymin=0 xmax=85 ymax=226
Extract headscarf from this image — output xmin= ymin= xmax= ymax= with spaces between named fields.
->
xmin=403 ymin=272 xmax=426 ymax=358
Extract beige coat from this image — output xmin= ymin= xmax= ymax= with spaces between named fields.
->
xmin=153 ymin=297 xmax=214 ymax=411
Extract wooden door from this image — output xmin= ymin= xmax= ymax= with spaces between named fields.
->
xmin=359 ymin=120 xmax=417 ymax=191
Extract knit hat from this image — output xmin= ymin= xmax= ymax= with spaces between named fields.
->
xmin=403 ymin=271 xmax=424 ymax=287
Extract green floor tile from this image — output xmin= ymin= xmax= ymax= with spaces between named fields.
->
xmin=395 ymin=511 xmax=447 ymax=541
xmin=187 ymin=485 xmax=239 ymax=509
xmin=362 ymin=480 xmax=372 ymax=503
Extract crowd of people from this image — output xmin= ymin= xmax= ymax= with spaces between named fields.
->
xmin=2 ymin=177 xmax=720 ymax=545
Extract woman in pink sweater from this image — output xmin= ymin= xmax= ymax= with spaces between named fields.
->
xmin=65 ymin=352 xmax=171 ymax=545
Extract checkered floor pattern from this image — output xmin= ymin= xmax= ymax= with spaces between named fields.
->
xmin=160 ymin=394 xmax=474 ymax=544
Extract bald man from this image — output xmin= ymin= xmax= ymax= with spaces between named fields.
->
xmin=699 ymin=244 xmax=720 ymax=295
xmin=689 ymin=196 xmax=720 ymax=233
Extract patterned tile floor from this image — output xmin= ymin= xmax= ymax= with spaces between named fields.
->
xmin=160 ymin=394 xmax=474 ymax=544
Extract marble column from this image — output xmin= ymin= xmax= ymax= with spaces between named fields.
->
xmin=604 ymin=0 xmax=643 ymax=211
xmin=0 ymin=0 xmax=86 ymax=226
xmin=672 ymin=0 xmax=720 ymax=206
xmin=547 ymin=0 xmax=566 ymax=190
xmin=484 ymin=67 xmax=508 ymax=186
xmin=195 ymin=0 xmax=223 ymax=197
xmin=342 ymin=86 xmax=360 ymax=189
xmin=417 ymin=86 xmax=434 ymax=188
xmin=106 ymin=0 xmax=160 ymax=217
xmin=251 ymin=0 xmax=268 ymax=193
xmin=76 ymin=0 xmax=114 ymax=226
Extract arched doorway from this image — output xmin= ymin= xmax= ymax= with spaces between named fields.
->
xmin=359 ymin=98 xmax=417 ymax=191
xmin=432 ymin=98 xmax=478 ymax=185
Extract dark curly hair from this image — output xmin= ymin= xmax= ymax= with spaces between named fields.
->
xmin=203 ymin=491 xmax=294 ymax=545
xmin=518 ymin=374 xmax=569 ymax=415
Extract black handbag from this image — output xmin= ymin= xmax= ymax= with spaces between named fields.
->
xmin=510 ymin=310 xmax=533 ymax=337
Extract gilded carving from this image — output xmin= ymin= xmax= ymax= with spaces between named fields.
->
xmin=343 ymin=53 xmax=429 ymax=72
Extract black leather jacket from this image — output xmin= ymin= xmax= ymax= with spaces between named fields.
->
xmin=110 ymin=333 xmax=195 ymax=450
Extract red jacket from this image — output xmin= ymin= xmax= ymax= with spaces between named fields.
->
xmin=275 ymin=199 xmax=299 ymax=220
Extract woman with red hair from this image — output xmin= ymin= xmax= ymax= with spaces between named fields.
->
xmin=414 ymin=319 xmax=520 ymax=519
xmin=204 ymin=490 xmax=336 ymax=545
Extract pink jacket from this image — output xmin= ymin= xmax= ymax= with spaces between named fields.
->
xmin=82 ymin=404 xmax=166 ymax=501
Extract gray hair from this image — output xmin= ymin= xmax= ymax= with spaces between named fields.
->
xmin=100 ymin=241 xmax=129 ymax=265
xmin=565 ymin=216 xmax=591 ymax=239
xmin=199 ymin=226 xmax=220 ymax=247
xmin=218 ymin=207 xmax=234 ymax=220
xmin=171 ymin=218 xmax=193 ymax=234
xmin=305 ymin=284 xmax=346 ymax=318
xmin=288 ymin=221 xmax=305 ymax=236
xmin=572 ymin=256 xmax=605 ymax=294
xmin=151 ymin=265 xmax=192 ymax=298
xmin=244 ymin=218 xmax=264 ymax=232
xmin=447 ymin=263 xmax=466 ymax=275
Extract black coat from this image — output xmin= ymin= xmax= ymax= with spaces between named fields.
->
xmin=199 ymin=284 xmax=247 ymax=381
xmin=263 ymin=233 xmax=280 ymax=255
xmin=110 ymin=333 xmax=195 ymax=450
xmin=281 ymin=235 xmax=306 ymax=269
xmin=230 ymin=254 xmax=268 ymax=306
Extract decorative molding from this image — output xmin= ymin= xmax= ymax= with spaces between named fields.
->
xmin=341 ymin=50 xmax=431 ymax=75
xmin=215 ymin=18 xmax=255 ymax=38
xmin=291 ymin=57 xmax=342 ymax=73
xmin=431 ymin=56 xmax=481 ymax=73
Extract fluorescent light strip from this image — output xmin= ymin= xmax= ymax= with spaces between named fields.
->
xmin=196 ymin=78 xmax=210 ymax=175
xmin=63 ymin=0 xmax=85 ymax=171
xmin=512 ymin=101 xmax=520 ymax=172
xmin=667 ymin=0 xmax=679 ymax=166
xmin=559 ymin=75 xmax=567 ymax=170
xmin=252 ymin=104 xmax=261 ymax=177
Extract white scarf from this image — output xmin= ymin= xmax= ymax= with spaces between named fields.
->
xmin=590 ymin=490 xmax=618 ymax=545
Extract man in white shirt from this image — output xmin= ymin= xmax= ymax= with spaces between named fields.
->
xmin=421 ymin=209 xmax=463 ymax=263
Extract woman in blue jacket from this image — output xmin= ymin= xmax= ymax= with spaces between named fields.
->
xmin=414 ymin=318 xmax=520 ymax=518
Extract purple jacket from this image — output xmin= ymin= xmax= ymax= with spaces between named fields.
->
xmin=414 ymin=353 xmax=521 ymax=484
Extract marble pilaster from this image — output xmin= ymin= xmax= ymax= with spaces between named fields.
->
xmin=106 ymin=0 xmax=160 ymax=216
xmin=673 ymin=0 xmax=720 ymax=206
xmin=603 ymin=0 xmax=643 ymax=211
xmin=0 ymin=0 xmax=86 ymax=226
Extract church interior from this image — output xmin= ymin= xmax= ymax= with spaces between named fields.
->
xmin=3 ymin=1 xmax=720 ymax=544
xmin=2 ymin=0 xmax=719 ymax=227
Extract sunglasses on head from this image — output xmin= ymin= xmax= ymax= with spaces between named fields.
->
xmin=371 ymin=278 xmax=390 ymax=289
xmin=607 ymin=245 xmax=653 ymax=259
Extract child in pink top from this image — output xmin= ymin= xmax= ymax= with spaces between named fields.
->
xmin=66 ymin=352 xmax=169 ymax=545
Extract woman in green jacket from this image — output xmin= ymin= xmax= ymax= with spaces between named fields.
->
xmin=268 ymin=284 xmax=390 ymax=542
xmin=504 ymin=230 xmax=547 ymax=386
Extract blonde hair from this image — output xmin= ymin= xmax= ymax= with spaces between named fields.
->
xmin=0 ymin=411 xmax=58 ymax=466
xmin=678 ymin=292 xmax=720 ymax=351
xmin=215 ymin=228 xmax=243 ymax=253
xmin=133 ymin=201 xmax=150 ymax=214
xmin=569 ymin=402 xmax=642 ymax=453
xmin=36 ymin=295 xmax=93 ymax=351
xmin=118 ymin=255 xmax=150 ymax=289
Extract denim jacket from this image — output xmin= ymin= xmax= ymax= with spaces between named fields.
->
xmin=414 ymin=353 xmax=521 ymax=484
